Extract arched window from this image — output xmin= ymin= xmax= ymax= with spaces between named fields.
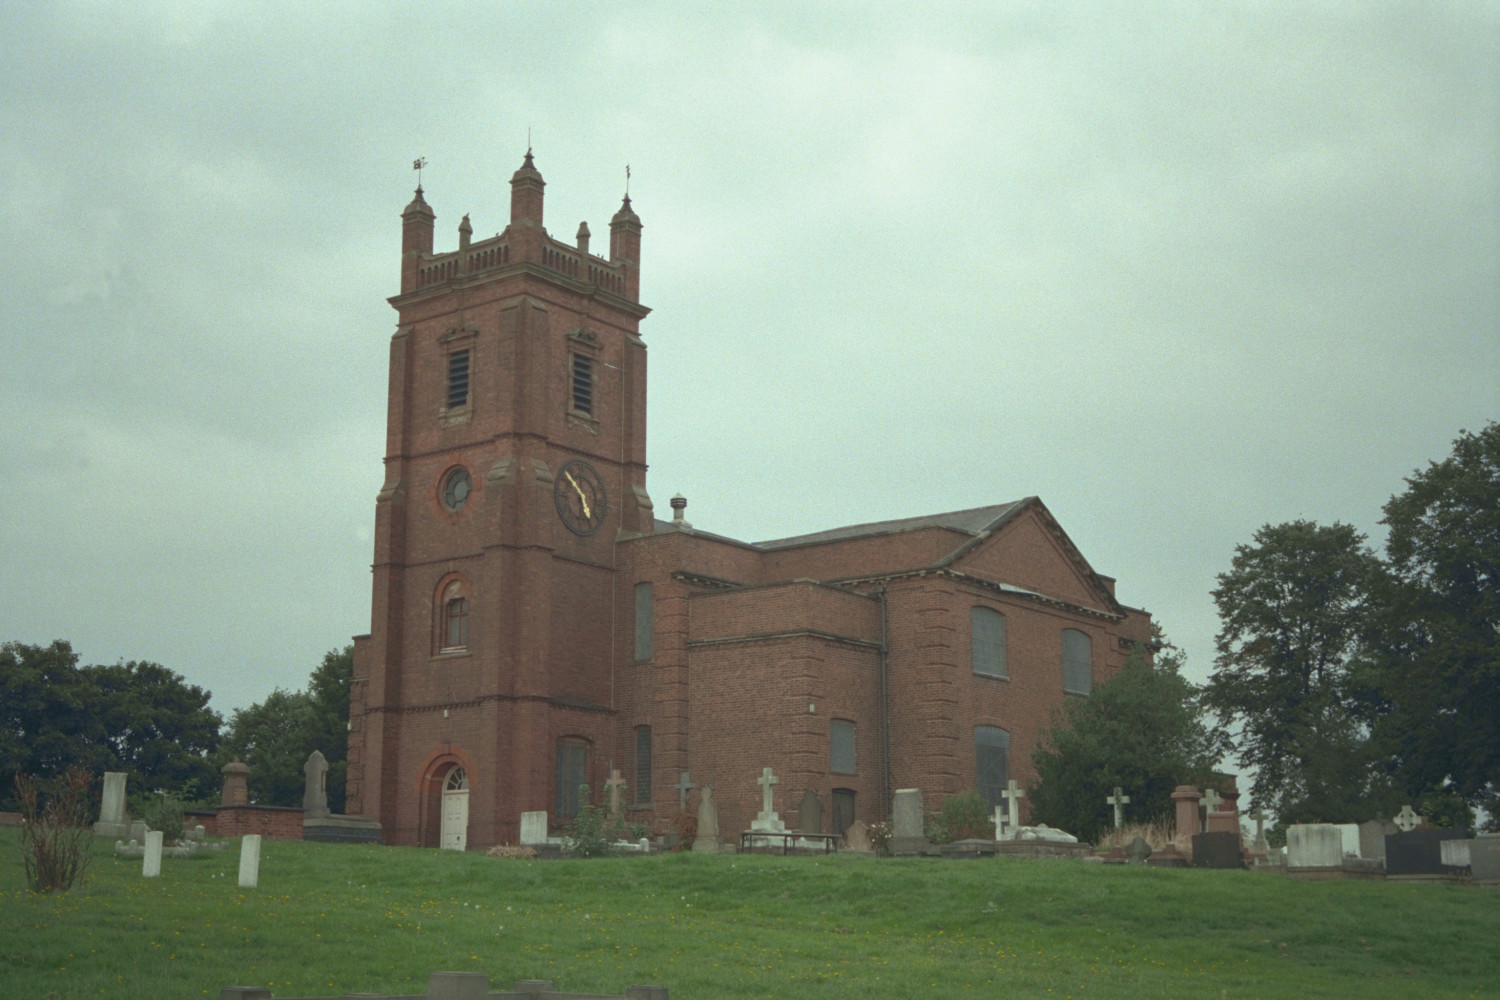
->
xmin=634 ymin=582 xmax=654 ymax=661
xmin=436 ymin=577 xmax=471 ymax=654
xmin=971 ymin=606 xmax=1007 ymax=678
xmin=634 ymin=725 xmax=653 ymax=806
xmin=975 ymin=726 xmax=1011 ymax=810
xmin=1062 ymin=629 xmax=1092 ymax=695
xmin=555 ymin=737 xmax=589 ymax=820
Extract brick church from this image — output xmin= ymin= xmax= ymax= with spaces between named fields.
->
xmin=346 ymin=153 xmax=1153 ymax=849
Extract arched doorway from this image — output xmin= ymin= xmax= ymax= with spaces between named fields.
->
xmin=440 ymin=767 xmax=469 ymax=851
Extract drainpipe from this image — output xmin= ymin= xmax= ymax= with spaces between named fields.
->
xmin=876 ymin=585 xmax=891 ymax=822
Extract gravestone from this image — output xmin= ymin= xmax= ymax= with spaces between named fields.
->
xmin=1439 ymin=840 xmax=1472 ymax=869
xmin=1334 ymin=823 xmax=1360 ymax=858
xmin=1192 ymin=831 xmax=1243 ymax=869
xmin=843 ymin=819 xmax=873 ymax=854
xmin=1393 ymin=804 xmax=1422 ymax=832
xmin=1106 ymin=787 xmax=1130 ymax=830
xmin=994 ymin=825 xmax=1092 ymax=859
xmin=221 ymin=759 xmax=251 ymax=807
xmin=890 ymin=788 xmax=929 ymax=856
xmin=1250 ymin=808 xmax=1269 ymax=852
xmin=519 ymin=811 xmax=549 ymax=846
xmin=798 ymin=789 xmax=822 ymax=836
xmin=1386 ymin=829 xmax=1467 ymax=876
xmin=129 ymin=819 xmax=147 ymax=842
xmin=691 ymin=786 xmax=720 ymax=853
xmin=238 ymin=834 xmax=262 ymax=889
xmin=1171 ymin=786 xmax=1202 ymax=851
xmin=750 ymin=768 xmax=785 ymax=832
xmin=674 ymin=771 xmax=695 ymax=811
xmin=427 ymin=971 xmax=489 ymax=1000
xmin=1470 ymin=838 xmax=1500 ymax=881
xmin=142 ymin=831 xmax=163 ymax=878
xmin=1125 ymin=836 xmax=1153 ymax=865
xmin=1359 ymin=819 xmax=1396 ymax=861
xmin=302 ymin=750 xmax=330 ymax=819
xmin=1000 ymin=780 xmax=1026 ymax=832
xmin=94 ymin=771 xmax=130 ymax=838
xmin=992 ymin=805 xmax=1007 ymax=840
xmin=605 ymin=769 xmax=626 ymax=819
xmin=1286 ymin=824 xmax=1343 ymax=868
xmin=1200 ymin=787 xmax=1223 ymax=818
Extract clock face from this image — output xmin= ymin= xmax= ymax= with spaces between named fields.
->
xmin=554 ymin=460 xmax=607 ymax=536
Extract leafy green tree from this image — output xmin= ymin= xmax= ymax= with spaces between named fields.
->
xmin=1 ymin=641 xmax=221 ymax=809
xmin=218 ymin=646 xmax=352 ymax=810
xmin=1373 ymin=423 xmax=1499 ymax=822
xmin=1030 ymin=627 xmax=1227 ymax=843
xmin=1204 ymin=520 xmax=1396 ymax=825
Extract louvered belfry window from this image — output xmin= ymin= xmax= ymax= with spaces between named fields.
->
xmin=447 ymin=349 xmax=470 ymax=409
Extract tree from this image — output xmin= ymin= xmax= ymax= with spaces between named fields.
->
xmin=218 ymin=645 xmax=353 ymax=811
xmin=1 ymin=641 xmax=221 ymax=809
xmin=1374 ymin=422 xmax=1499 ymax=821
xmin=1203 ymin=520 xmax=1395 ymax=825
xmin=1030 ymin=626 xmax=1228 ymax=844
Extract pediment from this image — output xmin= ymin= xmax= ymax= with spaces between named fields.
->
xmin=946 ymin=500 xmax=1120 ymax=614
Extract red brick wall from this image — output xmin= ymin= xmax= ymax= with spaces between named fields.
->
xmin=214 ymin=806 xmax=304 ymax=841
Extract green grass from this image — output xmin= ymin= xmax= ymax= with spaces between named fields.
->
xmin=2 ymin=829 xmax=1496 ymax=999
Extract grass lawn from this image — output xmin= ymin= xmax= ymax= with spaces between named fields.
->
xmin=1 ymin=829 xmax=1496 ymax=999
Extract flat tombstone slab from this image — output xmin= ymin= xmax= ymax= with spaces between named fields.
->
xmin=302 ymin=750 xmax=330 ymax=819
xmin=1287 ymin=824 xmax=1343 ymax=868
xmin=1192 ymin=832 xmax=1243 ymax=869
xmin=519 ymin=811 xmax=549 ymax=846
xmin=95 ymin=771 xmax=129 ymax=837
xmin=798 ymin=789 xmax=822 ymax=836
xmin=238 ymin=834 xmax=262 ymax=889
xmin=843 ymin=819 xmax=873 ymax=854
xmin=1385 ymin=829 xmax=1467 ymax=876
xmin=1439 ymin=839 xmax=1473 ymax=868
xmin=1359 ymin=819 xmax=1395 ymax=861
xmin=1125 ymin=836 xmax=1153 ymax=865
xmin=427 ymin=971 xmax=489 ymax=1000
xmin=892 ymin=789 xmax=923 ymax=839
xmin=1470 ymin=838 xmax=1500 ymax=880
xmin=142 ymin=831 xmax=164 ymax=878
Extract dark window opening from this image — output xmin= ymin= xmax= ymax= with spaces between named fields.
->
xmin=442 ymin=596 xmax=468 ymax=651
xmin=832 ymin=789 xmax=856 ymax=837
xmin=555 ymin=739 xmax=588 ymax=820
xmin=634 ymin=725 xmax=652 ymax=806
xmin=634 ymin=582 xmax=653 ymax=661
xmin=831 ymin=719 xmax=856 ymax=775
xmin=571 ymin=354 xmax=593 ymax=414
xmin=447 ymin=350 xmax=471 ymax=409
xmin=1062 ymin=629 xmax=1093 ymax=695
xmin=975 ymin=725 xmax=1010 ymax=811
xmin=971 ymin=606 xmax=1007 ymax=678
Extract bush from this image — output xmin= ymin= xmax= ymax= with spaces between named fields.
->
xmin=15 ymin=768 xmax=94 ymax=893
xmin=135 ymin=791 xmax=187 ymax=842
xmin=868 ymin=820 xmax=892 ymax=857
xmin=671 ymin=813 xmax=697 ymax=850
xmin=563 ymin=785 xmax=617 ymax=858
xmin=925 ymin=790 xmax=994 ymax=844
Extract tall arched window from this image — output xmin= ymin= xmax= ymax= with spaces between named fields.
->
xmin=1062 ymin=629 xmax=1092 ymax=695
xmin=975 ymin=726 xmax=1011 ymax=810
xmin=555 ymin=737 xmax=589 ymax=820
xmin=971 ymin=607 xmax=1007 ymax=678
xmin=436 ymin=577 xmax=471 ymax=654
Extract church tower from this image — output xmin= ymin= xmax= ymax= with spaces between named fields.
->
xmin=347 ymin=153 xmax=651 ymax=848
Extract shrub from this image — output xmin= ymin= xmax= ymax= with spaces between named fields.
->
xmin=136 ymin=791 xmax=187 ymax=842
xmin=15 ymin=768 xmax=94 ymax=893
xmin=563 ymin=786 xmax=616 ymax=858
xmin=868 ymin=820 xmax=892 ymax=856
xmin=925 ymin=790 xmax=994 ymax=844
xmin=671 ymin=813 xmax=697 ymax=851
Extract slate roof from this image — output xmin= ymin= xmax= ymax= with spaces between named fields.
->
xmin=752 ymin=500 xmax=1029 ymax=551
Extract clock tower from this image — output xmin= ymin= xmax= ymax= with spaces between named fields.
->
xmin=347 ymin=152 xmax=651 ymax=848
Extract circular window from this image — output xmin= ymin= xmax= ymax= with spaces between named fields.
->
xmin=442 ymin=468 xmax=473 ymax=511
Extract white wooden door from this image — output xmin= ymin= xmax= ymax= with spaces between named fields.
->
xmin=440 ymin=768 xmax=469 ymax=851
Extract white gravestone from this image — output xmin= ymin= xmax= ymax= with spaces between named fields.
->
xmin=238 ymin=834 xmax=262 ymax=889
xmin=1440 ymin=840 xmax=1472 ymax=868
xmin=692 ymin=786 xmax=720 ymax=853
xmin=605 ymin=768 xmax=626 ymax=818
xmin=750 ymin=767 xmax=785 ymax=832
xmin=1001 ymin=780 xmax=1026 ymax=831
xmin=95 ymin=771 xmax=130 ymax=837
xmin=1107 ymin=787 xmax=1131 ymax=830
xmin=992 ymin=805 xmax=1007 ymax=840
xmin=1335 ymin=823 xmax=1360 ymax=858
xmin=890 ymin=788 xmax=929 ymax=856
xmin=519 ymin=811 xmax=549 ymax=846
xmin=1394 ymin=805 xmax=1422 ymax=832
xmin=1286 ymin=824 xmax=1343 ymax=868
xmin=142 ymin=831 xmax=163 ymax=878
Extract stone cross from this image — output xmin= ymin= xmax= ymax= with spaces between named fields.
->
xmin=1201 ymin=788 xmax=1224 ymax=815
xmin=757 ymin=767 xmax=779 ymax=816
xmin=675 ymin=771 xmax=696 ymax=811
xmin=605 ymin=768 xmax=627 ymax=817
xmin=1251 ymin=808 xmax=1267 ymax=848
xmin=1001 ymin=779 xmax=1025 ymax=831
xmin=1394 ymin=804 xmax=1422 ymax=832
xmin=993 ymin=804 xmax=1007 ymax=839
xmin=1107 ymin=786 xmax=1131 ymax=829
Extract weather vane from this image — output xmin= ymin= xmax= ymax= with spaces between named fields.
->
xmin=625 ymin=163 xmax=631 ymax=196
xmin=413 ymin=156 xmax=428 ymax=188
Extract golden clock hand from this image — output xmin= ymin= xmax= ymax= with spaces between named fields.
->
xmin=564 ymin=471 xmax=592 ymax=519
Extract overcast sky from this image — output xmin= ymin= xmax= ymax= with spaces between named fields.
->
xmin=2 ymin=4 xmax=1495 ymax=725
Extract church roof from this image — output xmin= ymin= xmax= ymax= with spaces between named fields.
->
xmin=752 ymin=500 xmax=1028 ymax=550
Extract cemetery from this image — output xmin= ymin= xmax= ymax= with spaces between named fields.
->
xmin=4 ymin=763 xmax=1499 ymax=999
